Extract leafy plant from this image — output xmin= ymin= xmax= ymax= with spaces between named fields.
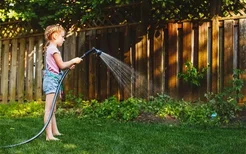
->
xmin=80 ymin=96 xmax=143 ymax=121
xmin=0 ymin=101 xmax=44 ymax=118
xmin=118 ymin=97 xmax=143 ymax=121
xmin=204 ymin=69 xmax=245 ymax=124
xmin=178 ymin=61 xmax=208 ymax=87
xmin=145 ymin=93 xmax=174 ymax=113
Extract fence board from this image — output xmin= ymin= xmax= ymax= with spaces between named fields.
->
xmin=17 ymin=38 xmax=26 ymax=103
xmin=94 ymin=30 xmax=100 ymax=99
xmin=63 ymin=33 xmax=77 ymax=96
xmin=152 ymin=28 xmax=164 ymax=95
xmin=108 ymin=28 xmax=120 ymax=97
xmin=207 ymin=22 xmax=212 ymax=92
xmin=181 ymin=22 xmax=192 ymax=100
xmin=77 ymin=31 xmax=88 ymax=99
xmin=99 ymin=29 xmax=110 ymax=99
xmin=191 ymin=22 xmax=199 ymax=99
xmin=163 ymin=25 xmax=169 ymax=93
xmin=233 ymin=20 xmax=239 ymax=70
xmin=198 ymin=22 xmax=209 ymax=98
xmin=212 ymin=17 xmax=219 ymax=93
xmin=88 ymin=30 xmax=96 ymax=99
xmin=1 ymin=40 xmax=9 ymax=103
xmin=233 ymin=19 xmax=239 ymax=105
xmin=0 ymin=40 xmax=2 ymax=96
xmin=168 ymin=23 xmax=178 ymax=98
xmin=239 ymin=19 xmax=246 ymax=103
xmin=26 ymin=37 xmax=34 ymax=100
xmin=218 ymin=21 xmax=224 ymax=92
xmin=121 ymin=26 xmax=132 ymax=99
xmin=177 ymin=23 xmax=183 ymax=98
xmin=35 ymin=37 xmax=43 ymax=101
xmin=224 ymin=20 xmax=234 ymax=88
xmin=118 ymin=27 xmax=126 ymax=100
xmin=135 ymin=24 xmax=148 ymax=98
xmin=9 ymin=39 xmax=18 ymax=101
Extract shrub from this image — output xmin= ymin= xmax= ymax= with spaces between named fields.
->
xmin=0 ymin=101 xmax=44 ymax=118
xmin=178 ymin=61 xmax=208 ymax=87
xmin=204 ymin=69 xmax=244 ymax=124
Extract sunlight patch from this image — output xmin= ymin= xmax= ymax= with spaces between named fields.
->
xmin=63 ymin=143 xmax=77 ymax=149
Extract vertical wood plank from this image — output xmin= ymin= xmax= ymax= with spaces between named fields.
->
xmin=18 ymin=38 xmax=26 ymax=103
xmin=182 ymin=22 xmax=192 ymax=100
xmin=26 ymin=37 xmax=34 ymax=101
xmin=118 ymin=28 xmax=125 ymax=100
xmin=122 ymin=26 xmax=132 ymax=99
xmin=207 ymin=22 xmax=213 ymax=92
xmin=218 ymin=21 xmax=224 ymax=92
xmin=129 ymin=27 xmax=136 ymax=98
xmin=35 ymin=37 xmax=43 ymax=101
xmin=2 ymin=40 xmax=10 ymax=103
xmin=192 ymin=22 xmax=199 ymax=100
xmin=109 ymin=28 xmax=120 ymax=98
xmin=94 ymin=30 xmax=100 ymax=100
xmin=212 ymin=17 xmax=219 ymax=93
xmin=147 ymin=27 xmax=153 ymax=97
xmin=0 ymin=40 xmax=2 ymax=98
xmin=88 ymin=30 xmax=96 ymax=99
xmin=77 ymin=31 xmax=88 ymax=99
xmin=64 ymin=33 xmax=77 ymax=96
xmin=198 ymin=22 xmax=208 ymax=98
xmin=9 ymin=39 xmax=18 ymax=101
xmin=233 ymin=20 xmax=239 ymax=70
xmin=224 ymin=20 xmax=233 ymax=87
xmin=99 ymin=29 xmax=110 ymax=100
xmin=152 ymin=28 xmax=164 ymax=95
xmin=177 ymin=23 xmax=183 ymax=98
xmin=135 ymin=25 xmax=148 ymax=98
xmin=163 ymin=24 xmax=169 ymax=93
xmin=168 ymin=23 xmax=178 ymax=98
xmin=239 ymin=19 xmax=246 ymax=103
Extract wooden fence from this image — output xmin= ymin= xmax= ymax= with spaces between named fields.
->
xmin=1 ymin=17 xmax=246 ymax=103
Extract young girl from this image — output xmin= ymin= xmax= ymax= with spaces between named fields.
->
xmin=43 ymin=24 xmax=82 ymax=141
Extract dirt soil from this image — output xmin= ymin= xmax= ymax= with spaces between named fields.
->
xmin=134 ymin=112 xmax=179 ymax=124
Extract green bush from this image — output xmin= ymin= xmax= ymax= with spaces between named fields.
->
xmin=118 ymin=97 xmax=143 ymax=121
xmin=204 ymin=69 xmax=244 ymax=124
xmin=79 ymin=96 xmax=144 ymax=121
xmin=0 ymin=101 xmax=44 ymax=118
xmin=178 ymin=61 xmax=208 ymax=87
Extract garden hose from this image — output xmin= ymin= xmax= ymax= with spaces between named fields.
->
xmin=1 ymin=47 xmax=102 ymax=148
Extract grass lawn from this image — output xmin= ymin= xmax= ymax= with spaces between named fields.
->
xmin=1 ymin=116 xmax=246 ymax=154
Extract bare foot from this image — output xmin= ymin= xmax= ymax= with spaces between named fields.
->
xmin=53 ymin=132 xmax=63 ymax=136
xmin=46 ymin=136 xmax=60 ymax=141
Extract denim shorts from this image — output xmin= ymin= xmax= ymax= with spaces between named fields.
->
xmin=43 ymin=70 xmax=63 ymax=95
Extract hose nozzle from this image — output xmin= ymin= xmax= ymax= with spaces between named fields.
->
xmin=94 ymin=48 xmax=102 ymax=55
xmin=80 ymin=47 xmax=102 ymax=59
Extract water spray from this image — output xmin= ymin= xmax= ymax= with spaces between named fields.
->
xmin=1 ymin=47 xmax=102 ymax=148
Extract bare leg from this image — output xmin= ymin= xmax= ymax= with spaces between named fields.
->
xmin=44 ymin=93 xmax=59 ymax=141
xmin=52 ymin=108 xmax=62 ymax=136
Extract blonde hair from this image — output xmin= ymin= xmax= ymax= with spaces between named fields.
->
xmin=44 ymin=24 xmax=65 ymax=51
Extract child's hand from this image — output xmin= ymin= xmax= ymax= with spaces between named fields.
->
xmin=72 ymin=57 xmax=83 ymax=64
xmin=70 ymin=64 xmax=76 ymax=69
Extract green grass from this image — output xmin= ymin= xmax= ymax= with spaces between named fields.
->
xmin=1 ymin=116 xmax=246 ymax=154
